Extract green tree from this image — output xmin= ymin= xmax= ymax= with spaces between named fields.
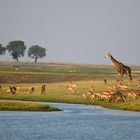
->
xmin=28 ymin=45 xmax=46 ymax=63
xmin=6 ymin=41 xmax=26 ymax=61
xmin=0 ymin=44 xmax=5 ymax=55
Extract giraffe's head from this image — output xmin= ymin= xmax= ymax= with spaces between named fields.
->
xmin=104 ymin=52 xmax=112 ymax=59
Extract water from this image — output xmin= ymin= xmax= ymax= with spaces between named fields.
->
xmin=0 ymin=103 xmax=140 ymax=140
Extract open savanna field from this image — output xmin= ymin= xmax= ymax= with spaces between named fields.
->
xmin=0 ymin=61 xmax=140 ymax=111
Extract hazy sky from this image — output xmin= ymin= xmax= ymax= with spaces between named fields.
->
xmin=0 ymin=0 xmax=140 ymax=64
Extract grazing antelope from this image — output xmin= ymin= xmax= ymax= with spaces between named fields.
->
xmin=97 ymin=91 xmax=111 ymax=100
xmin=109 ymin=91 xmax=125 ymax=103
xmin=16 ymin=86 xmax=21 ymax=90
xmin=7 ymin=86 xmax=16 ymax=94
xmin=90 ymin=94 xmax=97 ymax=102
xmin=81 ymin=91 xmax=95 ymax=101
xmin=104 ymin=79 xmax=107 ymax=84
xmin=82 ymin=93 xmax=88 ymax=100
xmin=103 ymin=78 xmax=117 ymax=92
xmin=28 ymin=86 xmax=34 ymax=94
xmin=116 ymin=95 xmax=125 ymax=103
xmin=67 ymin=83 xmax=77 ymax=93
xmin=67 ymin=87 xmax=76 ymax=93
xmin=127 ymin=91 xmax=139 ymax=99
xmin=88 ymin=86 xmax=95 ymax=92
xmin=117 ymin=81 xmax=129 ymax=91
xmin=19 ymin=86 xmax=34 ymax=94
xmin=137 ymin=84 xmax=140 ymax=88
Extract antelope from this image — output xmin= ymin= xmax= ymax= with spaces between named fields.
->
xmin=97 ymin=92 xmax=111 ymax=100
xmin=19 ymin=86 xmax=34 ymax=94
xmin=28 ymin=86 xmax=34 ymax=94
xmin=127 ymin=91 xmax=139 ymax=99
xmin=16 ymin=86 xmax=21 ymax=90
xmin=90 ymin=94 xmax=97 ymax=102
xmin=103 ymin=79 xmax=117 ymax=92
xmin=7 ymin=86 xmax=16 ymax=94
xmin=81 ymin=91 xmax=95 ymax=101
xmin=88 ymin=86 xmax=95 ymax=91
xmin=117 ymin=82 xmax=129 ymax=91
xmin=116 ymin=95 xmax=125 ymax=103
xmin=137 ymin=84 xmax=140 ymax=88
xmin=82 ymin=93 xmax=88 ymax=100
xmin=67 ymin=83 xmax=77 ymax=93
xmin=109 ymin=91 xmax=125 ymax=103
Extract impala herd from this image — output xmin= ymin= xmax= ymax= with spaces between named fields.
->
xmin=81 ymin=80 xmax=140 ymax=103
xmin=0 ymin=79 xmax=140 ymax=103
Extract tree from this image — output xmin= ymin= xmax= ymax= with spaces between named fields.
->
xmin=6 ymin=41 xmax=26 ymax=61
xmin=0 ymin=44 xmax=5 ymax=55
xmin=28 ymin=45 xmax=46 ymax=63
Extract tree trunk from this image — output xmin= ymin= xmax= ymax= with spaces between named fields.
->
xmin=35 ymin=56 xmax=38 ymax=63
xmin=16 ymin=57 xmax=19 ymax=62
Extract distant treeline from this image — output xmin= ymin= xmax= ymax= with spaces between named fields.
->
xmin=0 ymin=40 xmax=46 ymax=63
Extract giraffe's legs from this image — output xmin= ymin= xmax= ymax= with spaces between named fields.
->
xmin=127 ymin=71 xmax=132 ymax=82
xmin=118 ymin=72 xmax=123 ymax=81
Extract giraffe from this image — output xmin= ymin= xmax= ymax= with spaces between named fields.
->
xmin=105 ymin=52 xmax=132 ymax=82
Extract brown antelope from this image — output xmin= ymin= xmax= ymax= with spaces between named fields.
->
xmin=109 ymin=91 xmax=125 ymax=103
xmin=116 ymin=95 xmax=125 ymax=103
xmin=127 ymin=91 xmax=139 ymax=99
xmin=88 ymin=86 xmax=95 ymax=92
xmin=117 ymin=81 xmax=129 ymax=91
xmin=18 ymin=86 xmax=34 ymax=94
xmin=103 ymin=79 xmax=117 ymax=92
xmin=67 ymin=83 xmax=77 ymax=93
xmin=81 ymin=90 xmax=95 ymax=101
xmin=137 ymin=84 xmax=140 ymax=88
xmin=67 ymin=87 xmax=76 ymax=93
xmin=28 ymin=86 xmax=34 ymax=94
xmin=82 ymin=93 xmax=88 ymax=100
xmin=90 ymin=94 xmax=97 ymax=102
xmin=98 ymin=92 xmax=111 ymax=100
xmin=7 ymin=86 xmax=16 ymax=94
xmin=16 ymin=86 xmax=21 ymax=90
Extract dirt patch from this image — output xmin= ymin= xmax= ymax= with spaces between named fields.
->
xmin=0 ymin=75 xmax=116 ymax=83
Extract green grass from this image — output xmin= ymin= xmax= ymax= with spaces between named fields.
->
xmin=0 ymin=80 xmax=140 ymax=112
xmin=93 ymin=100 xmax=140 ymax=112
xmin=0 ymin=61 xmax=117 ymax=76
xmin=0 ymin=61 xmax=140 ymax=112
xmin=0 ymin=100 xmax=62 ymax=111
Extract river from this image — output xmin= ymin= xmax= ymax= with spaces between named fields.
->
xmin=0 ymin=102 xmax=140 ymax=140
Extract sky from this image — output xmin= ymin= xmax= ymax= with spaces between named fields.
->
xmin=0 ymin=0 xmax=140 ymax=64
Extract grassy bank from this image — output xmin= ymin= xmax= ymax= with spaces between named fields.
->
xmin=0 ymin=100 xmax=62 ymax=111
xmin=0 ymin=80 xmax=140 ymax=112
xmin=93 ymin=100 xmax=140 ymax=112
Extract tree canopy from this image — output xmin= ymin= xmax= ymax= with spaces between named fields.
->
xmin=28 ymin=45 xmax=46 ymax=63
xmin=0 ymin=44 xmax=5 ymax=55
xmin=6 ymin=41 xmax=26 ymax=61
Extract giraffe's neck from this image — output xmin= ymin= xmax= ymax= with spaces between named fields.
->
xmin=110 ymin=55 xmax=121 ymax=68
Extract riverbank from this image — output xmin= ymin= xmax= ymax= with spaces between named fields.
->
xmin=0 ymin=100 xmax=62 ymax=111
xmin=0 ymin=81 xmax=140 ymax=112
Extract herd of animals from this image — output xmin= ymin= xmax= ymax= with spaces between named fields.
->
xmin=68 ymin=52 xmax=140 ymax=103
xmin=67 ymin=79 xmax=140 ymax=103
xmin=0 ymin=85 xmax=46 ymax=95
xmin=0 ymin=52 xmax=140 ymax=103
